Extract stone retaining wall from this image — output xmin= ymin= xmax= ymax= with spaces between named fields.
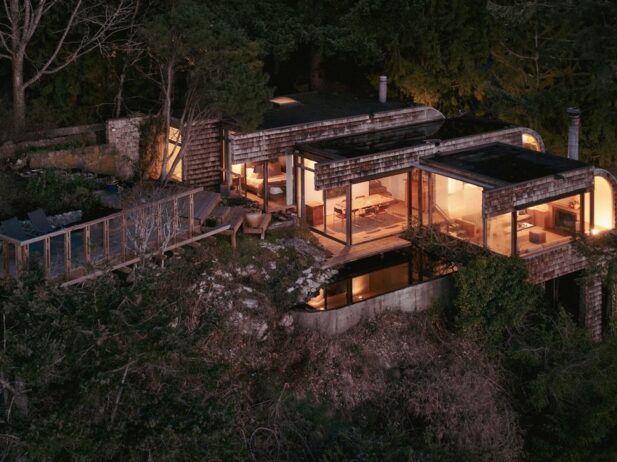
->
xmin=292 ymin=274 xmax=453 ymax=335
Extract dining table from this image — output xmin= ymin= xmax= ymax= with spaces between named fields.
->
xmin=333 ymin=194 xmax=397 ymax=217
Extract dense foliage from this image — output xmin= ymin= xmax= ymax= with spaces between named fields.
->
xmin=452 ymin=255 xmax=617 ymax=461
xmin=1 ymin=0 xmax=616 ymax=166
xmin=0 ymin=171 xmax=103 ymax=221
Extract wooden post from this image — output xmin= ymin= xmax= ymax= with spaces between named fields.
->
xmin=580 ymin=192 xmax=586 ymax=234
xmin=427 ymin=173 xmax=433 ymax=227
xmin=103 ymin=220 xmax=110 ymax=260
xmin=173 ymin=198 xmax=179 ymax=243
xmin=121 ymin=215 xmax=127 ymax=261
xmin=407 ymin=171 xmax=412 ymax=226
xmin=83 ymin=225 xmax=91 ymax=265
xmin=15 ymin=244 xmax=23 ymax=271
xmin=2 ymin=239 xmax=9 ymax=277
xmin=482 ymin=213 xmax=488 ymax=248
xmin=345 ymin=184 xmax=352 ymax=246
xmin=21 ymin=244 xmax=29 ymax=263
xmin=590 ymin=189 xmax=595 ymax=233
xmin=418 ymin=170 xmax=423 ymax=227
xmin=300 ymin=161 xmax=306 ymax=222
xmin=263 ymin=160 xmax=269 ymax=212
xmin=322 ymin=189 xmax=327 ymax=233
xmin=511 ymin=211 xmax=517 ymax=256
xmin=43 ymin=237 xmax=51 ymax=278
xmin=64 ymin=231 xmax=72 ymax=281
xmin=156 ymin=204 xmax=162 ymax=249
xmin=188 ymin=193 xmax=194 ymax=236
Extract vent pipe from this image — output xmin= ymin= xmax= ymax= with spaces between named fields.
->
xmin=378 ymin=75 xmax=387 ymax=103
xmin=567 ymin=107 xmax=580 ymax=160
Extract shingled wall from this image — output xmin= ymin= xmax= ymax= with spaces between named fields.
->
xmin=313 ymin=127 xmax=528 ymax=191
xmin=183 ymin=119 xmax=223 ymax=189
xmin=581 ymin=275 xmax=603 ymax=342
xmin=483 ymin=167 xmax=594 ymax=217
xmin=523 ymin=244 xmax=588 ymax=284
xmin=228 ymin=106 xmax=444 ymax=164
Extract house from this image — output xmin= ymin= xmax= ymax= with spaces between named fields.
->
xmin=179 ymin=81 xmax=617 ymax=340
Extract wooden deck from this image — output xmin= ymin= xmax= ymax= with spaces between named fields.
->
xmin=0 ymin=188 xmax=232 ymax=285
xmin=313 ymin=233 xmax=411 ymax=268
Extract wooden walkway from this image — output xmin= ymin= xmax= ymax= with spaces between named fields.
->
xmin=0 ymin=188 xmax=231 ymax=285
xmin=313 ymin=233 xmax=411 ymax=268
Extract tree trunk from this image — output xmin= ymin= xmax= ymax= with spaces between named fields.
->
xmin=159 ymin=63 xmax=174 ymax=182
xmin=12 ymin=54 xmax=26 ymax=135
xmin=310 ymin=49 xmax=325 ymax=91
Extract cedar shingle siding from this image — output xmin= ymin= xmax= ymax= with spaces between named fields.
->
xmin=228 ymin=107 xmax=444 ymax=164
xmin=184 ymin=119 xmax=223 ymax=189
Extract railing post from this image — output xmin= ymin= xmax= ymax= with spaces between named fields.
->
xmin=2 ymin=239 xmax=9 ymax=277
xmin=103 ymin=220 xmax=110 ymax=260
xmin=156 ymin=204 xmax=162 ymax=249
xmin=15 ymin=244 xmax=23 ymax=276
xmin=64 ymin=231 xmax=72 ymax=281
xmin=188 ymin=193 xmax=195 ymax=236
xmin=121 ymin=215 xmax=127 ymax=261
xmin=43 ymin=237 xmax=51 ymax=279
xmin=172 ymin=193 xmax=183 ymax=238
xmin=84 ymin=225 xmax=91 ymax=265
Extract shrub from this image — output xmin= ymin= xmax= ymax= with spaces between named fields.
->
xmin=450 ymin=255 xmax=542 ymax=348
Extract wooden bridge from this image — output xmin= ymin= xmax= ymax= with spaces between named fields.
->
xmin=0 ymin=188 xmax=233 ymax=285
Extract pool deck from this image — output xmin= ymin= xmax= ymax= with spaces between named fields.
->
xmin=312 ymin=233 xmax=411 ymax=268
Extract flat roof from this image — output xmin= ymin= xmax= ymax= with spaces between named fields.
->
xmin=298 ymin=117 xmax=514 ymax=160
xmin=422 ymin=143 xmax=590 ymax=187
xmin=258 ymin=92 xmax=414 ymax=130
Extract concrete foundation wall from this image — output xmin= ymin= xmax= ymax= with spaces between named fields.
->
xmin=292 ymin=275 xmax=453 ymax=335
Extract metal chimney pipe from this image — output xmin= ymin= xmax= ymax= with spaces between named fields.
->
xmin=378 ymin=75 xmax=387 ymax=103
xmin=567 ymin=107 xmax=581 ymax=160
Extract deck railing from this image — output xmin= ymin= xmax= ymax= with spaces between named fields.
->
xmin=0 ymin=187 xmax=228 ymax=284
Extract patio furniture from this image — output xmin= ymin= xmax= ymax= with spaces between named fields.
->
xmin=28 ymin=208 xmax=54 ymax=235
xmin=529 ymin=230 xmax=547 ymax=244
xmin=334 ymin=193 xmax=396 ymax=219
xmin=243 ymin=212 xmax=272 ymax=240
xmin=220 ymin=208 xmax=245 ymax=248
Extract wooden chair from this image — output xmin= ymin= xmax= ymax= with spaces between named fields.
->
xmin=243 ymin=212 xmax=272 ymax=240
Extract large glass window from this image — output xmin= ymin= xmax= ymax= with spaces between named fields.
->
xmin=165 ymin=127 xmax=183 ymax=181
xmin=594 ymin=176 xmax=614 ymax=232
xmin=243 ymin=162 xmax=265 ymax=207
xmin=324 ymin=186 xmax=347 ymax=241
xmin=350 ymin=173 xmax=408 ymax=244
xmin=232 ymin=155 xmax=293 ymax=211
xmin=516 ymin=194 xmax=581 ymax=255
xmin=432 ymin=174 xmax=483 ymax=246
xmin=487 ymin=213 xmax=512 ymax=255
xmin=266 ymin=157 xmax=290 ymax=210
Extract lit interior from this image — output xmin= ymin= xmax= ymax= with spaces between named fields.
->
xmin=432 ymin=175 xmax=483 ymax=246
xmin=231 ymin=156 xmax=292 ymax=210
xmin=166 ymin=127 xmax=183 ymax=181
xmin=522 ymin=133 xmax=542 ymax=152
xmin=586 ymin=176 xmax=614 ymax=233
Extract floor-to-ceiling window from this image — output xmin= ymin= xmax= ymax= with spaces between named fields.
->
xmin=350 ymin=172 xmax=408 ymax=244
xmin=232 ymin=155 xmax=293 ymax=211
xmin=584 ymin=175 xmax=615 ymax=235
xmin=432 ymin=174 xmax=483 ymax=246
xmin=516 ymin=194 xmax=582 ymax=255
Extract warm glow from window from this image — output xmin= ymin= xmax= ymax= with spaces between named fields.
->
xmin=522 ymin=133 xmax=541 ymax=152
xmin=594 ymin=176 xmax=614 ymax=231
xmin=166 ymin=127 xmax=182 ymax=181
xmin=271 ymin=96 xmax=300 ymax=107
